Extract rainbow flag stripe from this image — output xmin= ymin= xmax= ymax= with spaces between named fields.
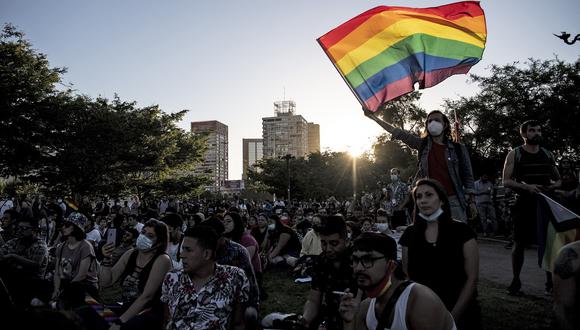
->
xmin=318 ymin=1 xmax=487 ymax=111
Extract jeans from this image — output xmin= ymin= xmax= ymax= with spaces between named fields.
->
xmin=449 ymin=195 xmax=467 ymax=223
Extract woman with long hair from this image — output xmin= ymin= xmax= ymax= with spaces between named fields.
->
xmin=223 ymin=212 xmax=265 ymax=300
xmin=400 ymin=179 xmax=480 ymax=329
xmin=365 ymin=109 xmax=476 ymax=223
xmin=100 ymin=219 xmax=172 ymax=330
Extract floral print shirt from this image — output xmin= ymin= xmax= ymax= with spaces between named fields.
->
xmin=161 ymin=264 xmax=250 ymax=330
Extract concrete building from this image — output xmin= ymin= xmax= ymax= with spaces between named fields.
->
xmin=242 ymin=138 xmax=263 ymax=180
xmin=307 ymin=123 xmax=320 ymax=154
xmin=262 ymin=100 xmax=319 ymax=159
xmin=190 ymin=120 xmax=228 ymax=192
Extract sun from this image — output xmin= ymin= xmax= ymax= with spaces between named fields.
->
xmin=346 ymin=144 xmax=368 ymax=158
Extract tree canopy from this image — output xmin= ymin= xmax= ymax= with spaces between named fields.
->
xmin=0 ymin=24 xmax=208 ymax=198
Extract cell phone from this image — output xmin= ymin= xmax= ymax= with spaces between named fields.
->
xmin=106 ymin=228 xmax=117 ymax=245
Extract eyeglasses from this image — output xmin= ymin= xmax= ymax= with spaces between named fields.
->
xmin=351 ymin=255 xmax=385 ymax=269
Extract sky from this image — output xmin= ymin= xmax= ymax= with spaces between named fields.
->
xmin=1 ymin=0 xmax=579 ymax=180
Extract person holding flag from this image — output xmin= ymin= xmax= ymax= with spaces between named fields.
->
xmin=502 ymin=120 xmax=561 ymax=295
xmin=317 ymin=1 xmax=485 ymax=222
xmin=364 ymin=109 xmax=475 ymax=223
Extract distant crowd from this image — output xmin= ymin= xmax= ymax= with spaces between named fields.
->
xmin=1 ymin=115 xmax=579 ymax=330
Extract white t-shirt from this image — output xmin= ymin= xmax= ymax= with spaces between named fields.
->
xmin=0 ymin=199 xmax=13 ymax=217
xmin=167 ymin=242 xmax=182 ymax=271
xmin=86 ymin=228 xmax=102 ymax=245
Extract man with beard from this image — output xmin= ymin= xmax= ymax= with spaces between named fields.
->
xmin=502 ymin=120 xmax=561 ymax=295
xmin=301 ymin=215 xmax=356 ymax=329
xmin=339 ymin=232 xmax=455 ymax=330
xmin=0 ymin=217 xmax=49 ymax=307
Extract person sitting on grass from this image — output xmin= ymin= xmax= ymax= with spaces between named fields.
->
xmin=99 ymin=219 xmax=172 ymax=330
xmin=202 ymin=216 xmax=260 ymax=327
xmin=161 ymin=225 xmax=249 ymax=330
xmin=301 ymin=215 xmax=356 ymax=330
xmin=0 ymin=216 xmax=49 ymax=308
xmin=268 ymin=214 xmax=300 ymax=268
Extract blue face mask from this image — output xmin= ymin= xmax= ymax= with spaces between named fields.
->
xmin=136 ymin=234 xmax=154 ymax=251
xmin=419 ymin=208 xmax=444 ymax=222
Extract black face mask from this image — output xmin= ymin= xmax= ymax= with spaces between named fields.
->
xmin=528 ymin=135 xmax=542 ymax=145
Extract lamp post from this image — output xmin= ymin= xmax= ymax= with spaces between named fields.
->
xmin=281 ymin=154 xmax=294 ymax=202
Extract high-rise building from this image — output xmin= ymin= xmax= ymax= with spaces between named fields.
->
xmin=190 ymin=120 xmax=228 ymax=191
xmin=307 ymin=123 xmax=320 ymax=154
xmin=262 ymin=100 xmax=318 ymax=159
xmin=242 ymin=138 xmax=263 ymax=180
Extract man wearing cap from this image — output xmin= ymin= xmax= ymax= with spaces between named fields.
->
xmin=339 ymin=232 xmax=456 ymax=330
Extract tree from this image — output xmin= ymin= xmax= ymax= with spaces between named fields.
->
xmin=443 ymin=57 xmax=580 ymax=173
xmin=0 ymin=24 xmax=67 ymax=178
xmin=0 ymin=24 xmax=208 ymax=197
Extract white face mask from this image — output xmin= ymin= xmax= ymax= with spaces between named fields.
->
xmin=268 ymin=223 xmax=275 ymax=231
xmin=427 ymin=121 xmax=444 ymax=137
xmin=136 ymin=234 xmax=154 ymax=251
xmin=418 ymin=207 xmax=444 ymax=222
xmin=390 ymin=174 xmax=399 ymax=182
xmin=376 ymin=223 xmax=389 ymax=233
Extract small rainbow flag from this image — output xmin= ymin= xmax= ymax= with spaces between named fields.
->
xmin=317 ymin=1 xmax=487 ymax=111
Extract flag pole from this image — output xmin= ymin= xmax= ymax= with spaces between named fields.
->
xmin=454 ymin=108 xmax=461 ymax=142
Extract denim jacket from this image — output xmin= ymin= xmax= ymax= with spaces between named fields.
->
xmin=390 ymin=128 xmax=475 ymax=209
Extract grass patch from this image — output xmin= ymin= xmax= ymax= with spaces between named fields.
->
xmin=262 ymin=267 xmax=310 ymax=316
xmin=262 ymin=269 xmax=555 ymax=329
xmin=478 ymin=279 xmax=554 ymax=330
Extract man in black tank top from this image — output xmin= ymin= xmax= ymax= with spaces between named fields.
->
xmin=502 ymin=120 xmax=561 ymax=295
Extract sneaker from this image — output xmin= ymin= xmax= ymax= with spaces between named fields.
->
xmin=507 ymin=278 xmax=522 ymax=295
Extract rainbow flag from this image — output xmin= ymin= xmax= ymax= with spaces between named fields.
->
xmin=537 ymin=193 xmax=580 ymax=272
xmin=317 ymin=1 xmax=487 ymax=111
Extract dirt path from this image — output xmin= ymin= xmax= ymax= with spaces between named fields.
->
xmin=478 ymin=238 xmax=549 ymax=298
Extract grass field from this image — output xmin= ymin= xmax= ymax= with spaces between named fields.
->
xmin=262 ymin=268 xmax=555 ymax=330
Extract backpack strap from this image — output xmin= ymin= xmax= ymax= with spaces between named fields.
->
xmin=376 ymin=280 xmax=414 ymax=330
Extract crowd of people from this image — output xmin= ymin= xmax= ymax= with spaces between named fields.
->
xmin=0 ymin=115 xmax=579 ymax=330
